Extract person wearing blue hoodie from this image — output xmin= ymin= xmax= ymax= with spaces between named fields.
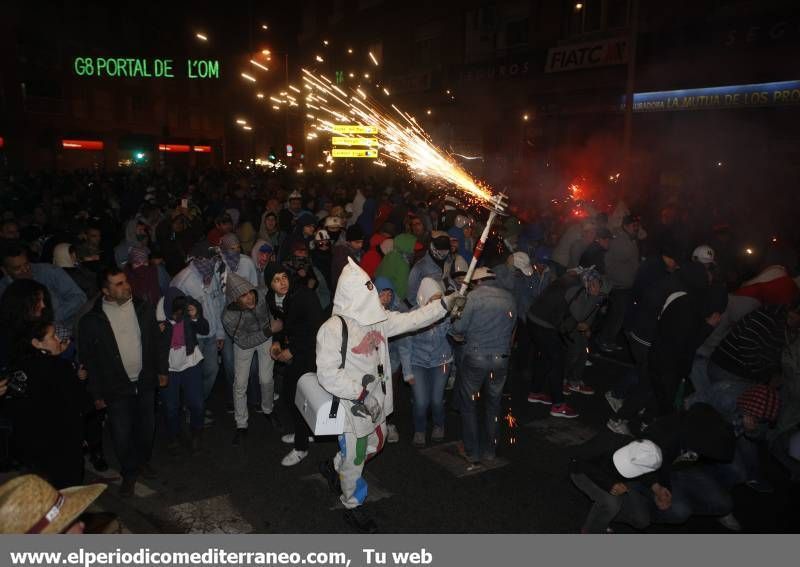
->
xmin=375 ymin=276 xmax=411 ymax=444
xmin=156 ymin=287 xmax=209 ymax=455
xmin=408 ymin=277 xmax=453 ymax=447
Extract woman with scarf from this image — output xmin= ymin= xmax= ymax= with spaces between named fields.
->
xmin=156 ymin=288 xmax=209 ymax=455
xmin=123 ymin=245 xmax=167 ymax=306
xmin=114 ymin=217 xmax=151 ymax=269
xmin=219 ymin=233 xmax=258 ymax=287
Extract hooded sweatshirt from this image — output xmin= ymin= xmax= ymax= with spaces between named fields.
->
xmin=375 ymin=233 xmax=416 ymax=301
xmin=156 ymin=287 xmax=209 ymax=372
xmin=360 ymin=233 xmax=389 ymax=279
xmin=409 ymin=278 xmax=453 ymax=369
xmin=316 ymin=258 xmax=448 ymax=437
xmin=221 ymin=271 xmax=273 ymax=349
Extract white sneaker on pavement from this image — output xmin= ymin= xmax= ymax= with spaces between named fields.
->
xmin=281 ymin=449 xmax=308 ymax=467
xmin=281 ymin=433 xmax=314 ymax=444
xmin=717 ymin=513 xmax=742 ymax=532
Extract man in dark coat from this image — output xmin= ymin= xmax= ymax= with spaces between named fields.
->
xmin=78 ymin=267 xmax=167 ymax=496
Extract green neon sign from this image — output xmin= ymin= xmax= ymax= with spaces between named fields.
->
xmin=73 ymin=57 xmax=220 ymax=79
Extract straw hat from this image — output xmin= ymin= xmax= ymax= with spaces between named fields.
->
xmin=0 ymin=475 xmax=106 ymax=533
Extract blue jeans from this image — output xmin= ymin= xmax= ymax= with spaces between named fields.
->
xmin=631 ymin=466 xmax=732 ymax=525
xmin=198 ymin=336 xmax=220 ymax=400
xmin=162 ymin=364 xmax=204 ymax=438
xmin=410 ymin=364 xmax=449 ymax=433
xmin=459 ymin=353 xmax=509 ymax=461
xmin=106 ymin=388 xmax=156 ymax=480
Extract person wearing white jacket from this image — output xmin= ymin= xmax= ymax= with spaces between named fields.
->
xmin=316 ymin=258 xmax=461 ymax=532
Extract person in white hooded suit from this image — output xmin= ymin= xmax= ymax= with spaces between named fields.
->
xmin=316 ymin=257 xmax=461 ymax=532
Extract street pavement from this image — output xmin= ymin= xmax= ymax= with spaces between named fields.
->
xmin=86 ymin=352 xmax=800 ymax=534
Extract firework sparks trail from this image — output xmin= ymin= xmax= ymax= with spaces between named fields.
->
xmin=300 ymin=68 xmax=494 ymax=203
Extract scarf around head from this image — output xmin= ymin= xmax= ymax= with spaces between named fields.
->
xmin=193 ymin=257 xmax=216 ymax=286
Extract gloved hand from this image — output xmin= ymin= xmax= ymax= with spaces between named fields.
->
xmin=441 ymin=291 xmax=467 ymax=314
xmin=351 ymin=391 xmax=382 ymax=423
xmin=361 ymin=374 xmax=376 ymax=390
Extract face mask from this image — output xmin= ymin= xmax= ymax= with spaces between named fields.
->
xmin=430 ymin=247 xmax=449 ymax=261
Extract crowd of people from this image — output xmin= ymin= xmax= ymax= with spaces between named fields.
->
xmin=0 ymin=167 xmax=798 ymax=534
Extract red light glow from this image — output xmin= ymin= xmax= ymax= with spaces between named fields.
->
xmin=158 ymin=144 xmax=191 ymax=153
xmin=62 ymin=139 xmax=104 ymax=151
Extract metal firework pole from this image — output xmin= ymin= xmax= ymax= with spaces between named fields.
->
xmin=453 ymin=192 xmax=508 ymax=316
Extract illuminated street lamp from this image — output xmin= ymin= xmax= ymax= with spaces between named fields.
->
xmin=196 ymin=32 xmax=208 ymax=41
xmin=522 ymin=113 xmax=530 ymax=121
xmin=250 ymin=60 xmax=269 ymax=72
xmin=241 ymin=72 xmax=257 ymax=82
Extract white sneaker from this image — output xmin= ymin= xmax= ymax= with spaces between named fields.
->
xmin=281 ymin=449 xmax=308 ymax=467
xmin=606 ymin=418 xmax=632 ymax=436
xmin=717 ymin=513 xmax=742 ymax=532
xmin=386 ymin=424 xmax=400 ymax=443
xmin=281 ymin=433 xmax=314 ymax=444
xmin=605 ymin=391 xmax=624 ymax=414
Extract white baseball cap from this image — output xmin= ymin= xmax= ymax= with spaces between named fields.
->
xmin=612 ymin=440 xmax=663 ymax=478
xmin=511 ymin=252 xmax=534 ymax=276
xmin=692 ymin=245 xmax=715 ymax=265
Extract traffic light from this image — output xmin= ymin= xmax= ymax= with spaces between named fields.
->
xmin=268 ymin=146 xmax=277 ymax=162
xmin=134 ymin=151 xmax=146 ymax=162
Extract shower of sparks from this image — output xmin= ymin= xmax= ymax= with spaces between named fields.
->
xmin=300 ymin=68 xmax=494 ymax=203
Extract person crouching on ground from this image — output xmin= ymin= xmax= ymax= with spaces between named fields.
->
xmin=570 ymin=434 xmax=663 ymax=533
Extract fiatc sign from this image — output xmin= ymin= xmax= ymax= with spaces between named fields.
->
xmin=545 ymin=38 xmax=628 ymax=73
xmin=73 ymin=57 xmax=220 ymax=79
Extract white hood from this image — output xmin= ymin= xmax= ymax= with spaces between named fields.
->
xmin=332 ymin=257 xmax=387 ymax=326
xmin=417 ymin=277 xmax=444 ymax=307
xmin=52 ymin=242 xmax=75 ymax=268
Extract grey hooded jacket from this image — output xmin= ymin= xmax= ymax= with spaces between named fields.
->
xmin=222 ymin=271 xmax=273 ymax=349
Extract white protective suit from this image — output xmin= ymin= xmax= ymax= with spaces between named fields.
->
xmin=316 ymin=258 xmax=447 ymax=508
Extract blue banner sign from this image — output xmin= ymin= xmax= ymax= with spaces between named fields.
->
xmin=628 ymin=80 xmax=800 ymax=112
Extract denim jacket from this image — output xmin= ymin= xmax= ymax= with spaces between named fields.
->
xmin=407 ymin=253 xmax=447 ymax=307
xmin=451 ymin=282 xmax=517 ymax=356
xmin=409 ymin=317 xmax=453 ymax=369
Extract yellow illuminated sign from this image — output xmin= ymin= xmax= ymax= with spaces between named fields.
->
xmin=331 ymin=137 xmax=379 ymax=147
xmin=331 ymin=149 xmax=379 ymax=158
xmin=331 ymin=124 xmax=378 ymax=134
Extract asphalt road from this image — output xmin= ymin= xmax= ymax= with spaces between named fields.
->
xmin=86 ymin=352 xmax=800 ymax=534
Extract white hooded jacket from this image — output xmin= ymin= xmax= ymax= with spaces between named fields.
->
xmin=316 ymin=258 xmax=447 ymax=437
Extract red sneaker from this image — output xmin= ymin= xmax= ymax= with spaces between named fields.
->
xmin=550 ymin=403 xmax=579 ymax=419
xmin=527 ymin=392 xmax=553 ymax=405
xmin=568 ymin=382 xmax=595 ymax=396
